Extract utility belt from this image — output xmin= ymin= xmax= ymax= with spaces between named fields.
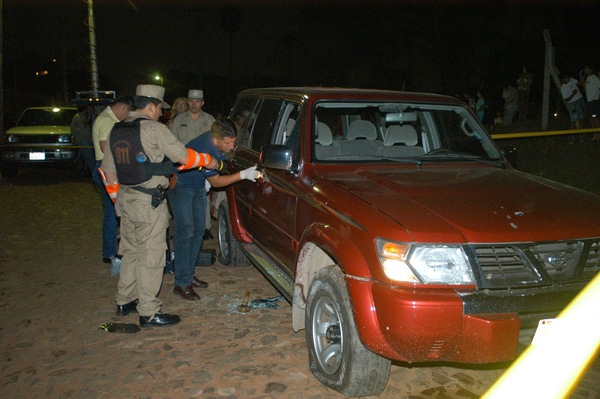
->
xmin=128 ymin=174 xmax=177 ymax=209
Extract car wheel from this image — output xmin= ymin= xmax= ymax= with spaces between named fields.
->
xmin=217 ymin=202 xmax=247 ymax=266
xmin=306 ymin=266 xmax=391 ymax=397
xmin=0 ymin=162 xmax=18 ymax=178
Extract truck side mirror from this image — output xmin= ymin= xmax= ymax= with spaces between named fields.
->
xmin=259 ymin=144 xmax=295 ymax=171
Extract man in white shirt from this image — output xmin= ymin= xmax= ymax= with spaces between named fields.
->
xmin=92 ymin=96 xmax=134 ymax=272
xmin=580 ymin=66 xmax=600 ymax=136
xmin=559 ymin=73 xmax=586 ymax=131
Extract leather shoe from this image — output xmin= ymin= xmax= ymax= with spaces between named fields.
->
xmin=116 ymin=299 xmax=138 ymax=316
xmin=191 ymin=275 xmax=208 ymax=289
xmin=139 ymin=313 xmax=181 ymax=327
xmin=173 ymin=285 xmax=200 ymax=301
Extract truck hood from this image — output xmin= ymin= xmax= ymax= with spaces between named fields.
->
xmin=323 ymin=166 xmax=600 ymax=243
xmin=6 ymin=126 xmax=71 ymax=135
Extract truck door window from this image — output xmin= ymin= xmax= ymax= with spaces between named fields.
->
xmin=231 ymin=96 xmax=260 ymax=148
xmin=248 ymin=99 xmax=283 ymax=152
xmin=274 ymin=102 xmax=301 ymax=145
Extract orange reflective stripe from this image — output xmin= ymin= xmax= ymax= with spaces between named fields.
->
xmin=98 ymin=167 xmax=107 ymax=183
xmin=178 ymin=148 xmax=213 ymax=170
xmin=105 ymin=183 xmax=119 ymax=203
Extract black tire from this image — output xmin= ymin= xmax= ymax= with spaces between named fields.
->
xmin=217 ymin=202 xmax=247 ymax=266
xmin=0 ymin=162 xmax=18 ymax=179
xmin=306 ymin=266 xmax=391 ymax=397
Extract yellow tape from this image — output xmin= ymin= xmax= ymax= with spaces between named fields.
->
xmin=482 ymin=273 xmax=600 ymax=399
xmin=492 ymin=127 xmax=600 ymax=140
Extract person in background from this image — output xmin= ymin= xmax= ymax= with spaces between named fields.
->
xmin=100 ymin=84 xmax=219 ymax=326
xmin=167 ymin=119 xmax=261 ymax=301
xmin=171 ymin=89 xmax=215 ymax=145
xmin=475 ymin=90 xmax=486 ymax=123
xmin=92 ymin=95 xmax=134 ymax=274
xmin=71 ymin=105 xmax=96 ymax=174
xmin=517 ymin=68 xmax=533 ymax=122
xmin=580 ymin=65 xmax=600 ymax=139
xmin=502 ymin=83 xmax=518 ymax=126
xmin=559 ymin=72 xmax=587 ymax=141
xmin=168 ymin=97 xmax=188 ymax=129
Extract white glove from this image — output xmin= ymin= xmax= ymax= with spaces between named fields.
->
xmin=240 ymin=165 xmax=261 ymax=182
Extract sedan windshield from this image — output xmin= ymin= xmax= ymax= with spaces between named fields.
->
xmin=313 ymin=102 xmax=502 ymax=163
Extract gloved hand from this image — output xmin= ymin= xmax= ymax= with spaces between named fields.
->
xmin=239 ymin=165 xmax=262 ymax=182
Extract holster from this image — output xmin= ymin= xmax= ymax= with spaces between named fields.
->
xmin=132 ymin=185 xmax=167 ymax=209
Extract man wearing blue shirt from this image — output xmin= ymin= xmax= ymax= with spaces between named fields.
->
xmin=168 ymin=119 xmax=261 ymax=300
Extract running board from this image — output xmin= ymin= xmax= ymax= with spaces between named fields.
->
xmin=240 ymin=243 xmax=294 ymax=302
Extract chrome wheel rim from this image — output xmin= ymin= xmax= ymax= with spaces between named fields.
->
xmin=311 ymin=296 xmax=343 ymax=375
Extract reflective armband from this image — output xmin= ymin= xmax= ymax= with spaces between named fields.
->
xmin=177 ymin=148 xmax=213 ymax=170
xmin=98 ymin=167 xmax=119 ymax=203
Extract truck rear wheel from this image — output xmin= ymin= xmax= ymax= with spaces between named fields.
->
xmin=217 ymin=202 xmax=247 ymax=266
xmin=306 ymin=266 xmax=391 ymax=397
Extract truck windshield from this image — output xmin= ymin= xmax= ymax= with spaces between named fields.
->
xmin=313 ymin=102 xmax=502 ymax=163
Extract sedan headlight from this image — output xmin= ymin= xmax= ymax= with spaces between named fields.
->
xmin=7 ymin=135 xmax=19 ymax=143
xmin=376 ymin=239 xmax=475 ymax=285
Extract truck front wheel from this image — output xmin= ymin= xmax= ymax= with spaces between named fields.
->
xmin=306 ymin=266 xmax=391 ymax=397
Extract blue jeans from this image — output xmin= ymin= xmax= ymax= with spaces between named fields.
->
xmin=76 ymin=139 xmax=96 ymax=174
xmin=94 ymin=161 xmax=119 ymax=259
xmin=167 ymin=181 xmax=206 ymax=287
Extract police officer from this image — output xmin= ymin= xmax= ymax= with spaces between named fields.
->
xmin=100 ymin=84 xmax=218 ymax=327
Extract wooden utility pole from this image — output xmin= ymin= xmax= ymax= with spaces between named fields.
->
xmin=87 ymin=0 xmax=99 ymax=92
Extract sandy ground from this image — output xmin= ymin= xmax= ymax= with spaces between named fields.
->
xmin=1 ymin=137 xmax=599 ymax=399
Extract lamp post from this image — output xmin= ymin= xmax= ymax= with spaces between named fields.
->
xmin=154 ymin=74 xmax=163 ymax=87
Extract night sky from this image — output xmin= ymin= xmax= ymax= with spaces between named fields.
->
xmin=3 ymin=0 xmax=600 ymax=120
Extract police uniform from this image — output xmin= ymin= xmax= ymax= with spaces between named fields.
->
xmin=170 ymin=110 xmax=215 ymax=145
xmin=101 ymin=111 xmax=187 ymax=317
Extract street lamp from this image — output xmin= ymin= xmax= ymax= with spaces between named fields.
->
xmin=154 ymin=74 xmax=163 ymax=86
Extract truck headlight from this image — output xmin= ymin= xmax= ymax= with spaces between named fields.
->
xmin=376 ymin=239 xmax=475 ymax=285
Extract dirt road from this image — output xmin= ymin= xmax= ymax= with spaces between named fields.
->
xmin=1 ymin=165 xmax=598 ymax=399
